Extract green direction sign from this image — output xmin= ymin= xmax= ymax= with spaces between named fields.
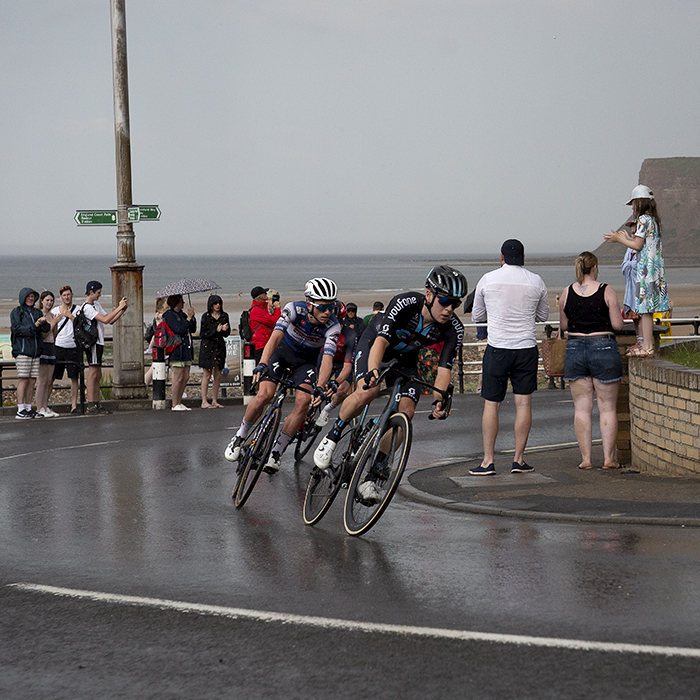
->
xmin=74 ymin=210 xmax=117 ymax=226
xmin=128 ymin=205 xmax=161 ymax=222
xmin=75 ymin=206 xmax=161 ymax=225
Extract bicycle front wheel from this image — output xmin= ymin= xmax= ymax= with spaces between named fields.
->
xmin=343 ymin=412 xmax=412 ymax=537
xmin=233 ymin=406 xmax=281 ymax=509
xmin=302 ymin=426 xmax=353 ymax=526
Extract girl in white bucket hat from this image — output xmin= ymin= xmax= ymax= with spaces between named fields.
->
xmin=603 ymin=185 xmax=670 ymax=357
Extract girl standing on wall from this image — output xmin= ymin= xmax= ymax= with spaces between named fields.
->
xmin=604 ymin=185 xmax=670 ymax=357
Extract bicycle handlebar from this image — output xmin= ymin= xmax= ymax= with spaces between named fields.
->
xmin=428 ymin=383 xmax=453 ymax=420
xmin=251 ymin=368 xmax=314 ymax=396
xmin=362 ymin=358 xmax=453 ymax=419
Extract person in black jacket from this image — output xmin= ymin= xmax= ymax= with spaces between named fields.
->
xmin=163 ymin=294 xmax=197 ymax=411
xmin=342 ymin=302 xmax=365 ymax=338
xmin=198 ymin=294 xmax=230 ymax=408
xmin=10 ymin=287 xmax=50 ymax=419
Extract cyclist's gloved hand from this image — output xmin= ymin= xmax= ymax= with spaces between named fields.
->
xmin=312 ymin=386 xmax=325 ymax=400
xmin=362 ymin=368 xmax=380 ymax=391
xmin=326 ymin=380 xmax=339 ymax=397
xmin=429 ymin=399 xmax=448 ymax=421
xmin=253 ymin=362 xmax=268 ymax=380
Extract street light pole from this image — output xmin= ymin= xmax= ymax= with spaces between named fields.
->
xmin=109 ymin=0 xmax=147 ymax=399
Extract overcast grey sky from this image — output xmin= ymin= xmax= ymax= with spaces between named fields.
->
xmin=2 ymin=0 xmax=698 ymax=258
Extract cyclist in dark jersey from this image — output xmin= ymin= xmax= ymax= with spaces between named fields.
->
xmin=313 ymin=266 xmax=467 ymax=498
xmin=225 ymin=277 xmax=341 ymax=473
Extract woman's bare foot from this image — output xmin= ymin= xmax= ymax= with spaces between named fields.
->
xmin=211 ymin=403 xmax=224 ymax=408
xmin=602 ymin=462 xmax=622 ymax=469
xmin=201 ymin=402 xmax=212 ymax=409
xmin=578 ymin=461 xmax=593 ymax=469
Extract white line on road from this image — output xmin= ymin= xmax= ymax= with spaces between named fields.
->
xmin=0 ymin=441 xmax=123 ymax=462
xmin=10 ymin=582 xmax=700 ymax=659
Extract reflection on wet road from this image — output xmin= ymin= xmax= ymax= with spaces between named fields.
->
xmin=2 ymin=395 xmax=700 ymax=696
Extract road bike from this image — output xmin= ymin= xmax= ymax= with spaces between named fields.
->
xmin=302 ymin=405 xmax=370 ymax=525
xmin=343 ymin=361 xmax=452 ymax=536
xmin=302 ymin=359 xmax=452 ymax=536
xmin=232 ymin=369 xmax=312 ymax=508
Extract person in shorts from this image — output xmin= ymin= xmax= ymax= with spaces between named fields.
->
xmin=52 ymin=285 xmax=82 ymax=414
xmin=10 ymin=287 xmax=50 ymax=419
xmin=470 ymin=240 xmax=549 ymax=475
xmin=81 ymin=280 xmax=128 ymax=415
xmin=559 ymin=251 xmax=624 ymax=469
xmin=225 ymin=278 xmax=341 ymax=474
xmin=313 ymin=266 xmax=467 ymax=503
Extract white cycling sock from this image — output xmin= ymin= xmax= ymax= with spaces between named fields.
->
xmin=272 ymin=431 xmax=294 ymax=455
xmin=236 ymin=418 xmax=252 ymax=439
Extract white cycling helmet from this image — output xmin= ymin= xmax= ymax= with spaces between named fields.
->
xmin=304 ymin=277 xmax=338 ymax=302
xmin=626 ymin=185 xmax=654 ymax=205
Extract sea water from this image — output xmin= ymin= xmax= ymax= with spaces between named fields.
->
xmin=1 ymin=254 xmax=698 ymax=304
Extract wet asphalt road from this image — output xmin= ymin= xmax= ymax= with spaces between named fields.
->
xmin=2 ymin=394 xmax=700 ymax=698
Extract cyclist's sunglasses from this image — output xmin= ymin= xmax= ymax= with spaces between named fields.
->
xmin=311 ymin=302 xmax=335 ymax=312
xmin=437 ymin=296 xmax=461 ymax=310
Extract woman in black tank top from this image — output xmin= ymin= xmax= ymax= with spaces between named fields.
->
xmin=559 ymin=252 xmax=624 ymax=470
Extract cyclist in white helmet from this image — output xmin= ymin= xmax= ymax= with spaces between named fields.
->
xmin=225 ymin=277 xmax=341 ymax=473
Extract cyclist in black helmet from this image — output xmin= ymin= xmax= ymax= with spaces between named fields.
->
xmin=313 ymin=266 xmax=467 ymax=485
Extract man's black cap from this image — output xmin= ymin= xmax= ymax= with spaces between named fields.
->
xmin=501 ymin=239 xmax=524 ymax=266
xmin=251 ymin=286 xmax=268 ymax=298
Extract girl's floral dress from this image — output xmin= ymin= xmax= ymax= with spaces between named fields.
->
xmin=634 ymin=214 xmax=670 ymax=314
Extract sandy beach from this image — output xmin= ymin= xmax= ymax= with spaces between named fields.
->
xmin=2 ymin=284 xmax=699 ymax=336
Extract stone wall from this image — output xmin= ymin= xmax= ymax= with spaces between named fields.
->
xmin=628 ymin=356 xmax=700 ymax=476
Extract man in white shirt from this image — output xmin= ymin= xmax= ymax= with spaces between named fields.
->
xmin=51 ymin=285 xmax=81 ymax=414
xmin=81 ymin=280 xmax=128 ymax=415
xmin=470 ymin=240 xmax=549 ymax=475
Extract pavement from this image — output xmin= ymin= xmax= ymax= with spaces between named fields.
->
xmin=4 ymin=399 xmax=700 ymax=528
xmin=400 ymin=444 xmax=700 ymax=527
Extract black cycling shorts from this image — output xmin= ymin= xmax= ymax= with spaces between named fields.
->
xmin=353 ymin=336 xmax=421 ymax=405
xmin=264 ymin=342 xmax=317 ymax=389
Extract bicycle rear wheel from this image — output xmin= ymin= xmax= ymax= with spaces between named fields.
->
xmin=233 ymin=406 xmax=281 ymax=509
xmin=343 ymin=412 xmax=412 ymax=537
xmin=302 ymin=427 xmax=353 ymax=525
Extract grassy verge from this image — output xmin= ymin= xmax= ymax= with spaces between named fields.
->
xmin=664 ymin=343 xmax=700 ymax=370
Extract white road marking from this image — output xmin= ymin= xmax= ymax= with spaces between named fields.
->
xmin=10 ymin=582 xmax=700 ymax=659
xmin=0 ymin=441 xmax=123 ymax=462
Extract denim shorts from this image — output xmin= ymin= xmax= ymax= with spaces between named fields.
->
xmin=564 ymin=336 xmax=623 ymax=383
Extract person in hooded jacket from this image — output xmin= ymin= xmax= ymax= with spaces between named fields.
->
xmin=10 ymin=287 xmax=50 ymax=419
xmin=163 ymin=294 xmax=197 ymax=411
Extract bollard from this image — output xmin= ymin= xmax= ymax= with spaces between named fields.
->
xmin=152 ymin=345 xmax=167 ymax=410
xmin=78 ymin=360 xmax=86 ymax=414
xmin=242 ymin=341 xmax=256 ymax=405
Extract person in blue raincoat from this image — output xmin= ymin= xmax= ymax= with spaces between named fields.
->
xmin=10 ymin=287 xmax=50 ymax=419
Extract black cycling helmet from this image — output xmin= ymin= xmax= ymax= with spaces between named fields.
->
xmin=334 ymin=301 xmax=347 ymax=318
xmin=426 ymin=265 xmax=468 ymax=299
